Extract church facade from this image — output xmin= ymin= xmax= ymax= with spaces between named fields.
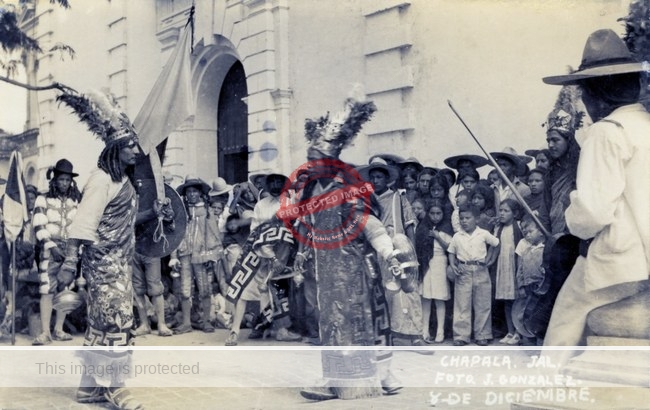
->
xmin=14 ymin=0 xmax=628 ymax=189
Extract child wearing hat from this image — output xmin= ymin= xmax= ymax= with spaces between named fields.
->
xmin=169 ymin=176 xmax=222 ymax=334
xmin=32 ymin=159 xmax=82 ymax=345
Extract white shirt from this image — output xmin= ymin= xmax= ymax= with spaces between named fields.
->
xmin=448 ymin=227 xmax=499 ymax=263
xmin=565 ymin=103 xmax=650 ymax=291
xmin=250 ymin=195 xmax=281 ymax=231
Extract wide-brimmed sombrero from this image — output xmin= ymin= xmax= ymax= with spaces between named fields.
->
xmin=368 ymin=153 xmax=405 ymax=167
xmin=358 ymin=158 xmax=400 ymax=184
xmin=443 ymin=154 xmax=489 ymax=170
xmin=543 ymin=29 xmax=647 ymax=85
xmin=490 ymin=147 xmax=528 ymax=176
xmin=264 ymin=173 xmax=288 ymax=189
xmin=208 ymin=177 xmax=233 ymax=197
xmin=177 ymin=175 xmax=211 ymax=196
xmin=249 ymin=172 xmax=269 ymax=186
xmin=399 ymin=157 xmax=424 ymax=174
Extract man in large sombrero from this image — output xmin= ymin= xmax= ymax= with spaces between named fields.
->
xmin=541 ymin=29 xmax=650 ymax=364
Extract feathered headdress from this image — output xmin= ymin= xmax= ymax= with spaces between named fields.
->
xmin=305 ymin=84 xmax=377 ymax=159
xmin=543 ymin=84 xmax=585 ymax=137
xmin=56 ymin=89 xmax=137 ymax=144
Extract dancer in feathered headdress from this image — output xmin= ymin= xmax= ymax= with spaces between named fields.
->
xmin=543 ymin=85 xmax=585 ymax=236
xmin=57 ymin=89 xmax=139 ymax=182
xmin=305 ymin=84 xmax=377 ymax=161
xmin=54 ymin=89 xmax=144 ymax=408
xmin=297 ymin=87 xmax=405 ymax=401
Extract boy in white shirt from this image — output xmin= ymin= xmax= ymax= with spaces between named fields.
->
xmin=448 ymin=205 xmax=499 ymax=346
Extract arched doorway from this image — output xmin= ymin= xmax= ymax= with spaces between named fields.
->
xmin=217 ymin=62 xmax=248 ymax=184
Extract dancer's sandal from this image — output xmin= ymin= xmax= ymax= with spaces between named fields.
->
xmin=225 ymin=331 xmax=238 ymax=346
xmin=76 ymin=386 xmax=107 ymax=403
xmin=32 ymin=333 xmax=52 ymax=346
xmin=104 ymin=387 xmax=145 ymax=410
xmin=52 ymin=330 xmax=73 ymax=341
xmin=172 ymin=324 xmax=192 ymax=335
xmin=300 ymin=386 xmax=337 ymax=401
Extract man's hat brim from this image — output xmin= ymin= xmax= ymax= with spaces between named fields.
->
xmin=399 ymin=158 xmax=424 ymax=173
xmin=209 ymin=186 xmax=233 ymax=197
xmin=368 ymin=153 xmax=405 ymax=166
xmin=265 ymin=173 xmax=288 ymax=188
xmin=490 ymin=152 xmax=527 ymax=176
xmin=177 ymin=179 xmax=211 ymax=196
xmin=542 ymin=62 xmax=646 ymax=85
xmin=443 ymin=154 xmax=489 ymax=170
xmin=249 ymin=173 xmax=268 ymax=185
xmin=358 ymin=163 xmax=400 ymax=184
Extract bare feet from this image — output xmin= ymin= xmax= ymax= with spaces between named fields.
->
xmin=158 ymin=326 xmax=173 ymax=337
xmin=134 ymin=325 xmax=152 ymax=337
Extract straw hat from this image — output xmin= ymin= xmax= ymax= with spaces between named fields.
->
xmin=208 ymin=177 xmax=233 ymax=197
xmin=368 ymin=153 xmax=405 ymax=167
xmin=358 ymin=158 xmax=400 ymax=184
xmin=490 ymin=147 xmax=527 ymax=176
xmin=176 ymin=175 xmax=211 ymax=196
xmin=443 ymin=154 xmax=488 ymax=170
xmin=399 ymin=157 xmax=424 ymax=174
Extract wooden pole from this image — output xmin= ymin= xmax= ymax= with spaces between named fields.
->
xmin=447 ymin=100 xmax=552 ymax=238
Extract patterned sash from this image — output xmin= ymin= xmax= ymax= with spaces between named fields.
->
xmin=226 ymin=220 xmax=295 ymax=303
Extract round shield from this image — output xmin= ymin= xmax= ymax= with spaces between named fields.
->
xmin=135 ymin=179 xmax=187 ymax=258
xmin=392 ymin=233 xmax=419 ymax=293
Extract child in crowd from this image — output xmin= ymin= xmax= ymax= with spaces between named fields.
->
xmin=524 ymin=168 xmax=551 ymax=234
xmin=417 ymin=199 xmax=453 ymax=343
xmin=458 ymin=169 xmax=479 ymax=192
xmin=411 ymin=198 xmax=426 ymax=225
xmin=207 ymin=192 xmax=228 ymax=297
xmin=451 ymin=189 xmax=472 ymax=233
xmin=488 ymin=169 xmax=501 ymax=187
xmin=490 ymin=199 xmax=523 ymax=346
xmin=151 ymin=276 xmax=179 ymax=329
xmin=170 ymin=176 xmax=221 ymax=334
xmin=429 ymin=175 xmax=453 ymax=212
xmin=471 ymin=184 xmax=497 ymax=232
xmin=448 ymin=206 xmax=499 ymax=346
xmin=515 ymin=216 xmax=546 ymax=345
xmin=401 ymin=171 xmax=419 ymax=205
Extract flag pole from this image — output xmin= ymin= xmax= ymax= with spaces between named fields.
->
xmin=10 ymin=241 xmax=16 ymax=345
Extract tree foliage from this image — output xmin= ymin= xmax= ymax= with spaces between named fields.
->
xmin=621 ymin=0 xmax=650 ymax=62
xmin=0 ymin=0 xmax=70 ymax=53
xmin=620 ymin=0 xmax=650 ymax=108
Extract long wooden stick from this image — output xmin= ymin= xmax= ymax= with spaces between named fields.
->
xmin=10 ymin=242 xmax=16 ymax=346
xmin=448 ymin=100 xmax=551 ymax=238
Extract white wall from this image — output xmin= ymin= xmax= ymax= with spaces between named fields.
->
xmin=285 ymin=0 xmax=630 ymax=171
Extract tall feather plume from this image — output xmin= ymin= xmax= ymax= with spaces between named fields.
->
xmin=56 ymin=92 xmax=113 ymax=139
xmin=304 ymin=84 xmax=377 ymax=158
xmin=56 ymin=88 xmax=135 ymax=143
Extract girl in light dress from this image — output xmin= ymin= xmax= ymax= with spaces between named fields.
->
xmin=488 ymin=198 xmax=523 ymax=345
xmin=416 ymin=199 xmax=453 ymax=343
